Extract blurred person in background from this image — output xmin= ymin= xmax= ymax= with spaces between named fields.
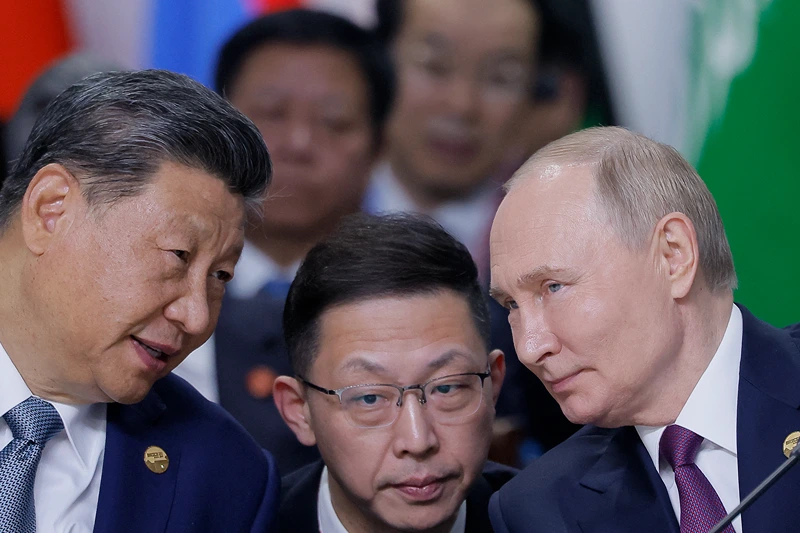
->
xmin=275 ymin=213 xmax=514 ymax=533
xmin=372 ymin=0 xmax=579 ymax=467
xmin=369 ymin=0 xmax=539 ymax=271
xmin=173 ymin=8 xmax=394 ymax=475
xmin=502 ymin=0 xmax=614 ymax=168
xmin=494 ymin=0 xmax=618 ymax=462
xmin=3 ymin=53 xmax=122 ymax=172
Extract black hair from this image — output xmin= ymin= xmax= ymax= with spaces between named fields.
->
xmin=283 ymin=212 xmax=491 ymax=377
xmin=215 ymin=9 xmax=395 ymax=144
xmin=532 ymin=0 xmax=616 ymax=125
xmin=0 ymin=69 xmax=272 ymax=231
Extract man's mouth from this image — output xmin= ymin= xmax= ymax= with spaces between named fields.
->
xmin=388 ymin=474 xmax=456 ymax=502
xmin=131 ymin=336 xmax=176 ymax=360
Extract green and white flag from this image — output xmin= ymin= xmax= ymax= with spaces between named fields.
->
xmin=593 ymin=0 xmax=799 ymax=325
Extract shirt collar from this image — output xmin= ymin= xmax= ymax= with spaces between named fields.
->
xmin=317 ymin=465 xmax=467 ymax=533
xmin=0 ymin=340 xmax=107 ymax=470
xmin=228 ymin=240 xmax=300 ymax=299
xmin=637 ymin=304 xmax=743 ymax=466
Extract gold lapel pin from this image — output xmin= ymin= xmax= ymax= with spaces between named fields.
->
xmin=783 ymin=431 xmax=800 ymax=459
xmin=144 ymin=445 xmax=170 ymax=474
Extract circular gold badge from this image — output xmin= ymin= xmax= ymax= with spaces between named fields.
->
xmin=783 ymin=431 xmax=800 ymax=459
xmin=144 ymin=445 xmax=169 ymax=474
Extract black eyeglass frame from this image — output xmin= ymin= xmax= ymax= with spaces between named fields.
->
xmin=298 ymin=369 xmax=491 ymax=410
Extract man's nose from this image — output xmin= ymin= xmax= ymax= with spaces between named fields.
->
xmin=390 ymin=392 xmax=440 ymax=458
xmin=513 ymin=306 xmax=561 ymax=369
xmin=163 ymin=278 xmax=212 ymax=336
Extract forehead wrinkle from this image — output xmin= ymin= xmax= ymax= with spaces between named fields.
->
xmin=340 ymin=356 xmax=389 ymax=376
xmin=426 ymin=348 xmax=479 ymax=372
xmin=518 ymin=265 xmax=568 ymax=286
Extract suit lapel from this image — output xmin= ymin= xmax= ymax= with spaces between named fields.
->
xmin=574 ymin=427 xmax=678 ymax=533
xmin=736 ymin=307 xmax=800 ymax=532
xmin=278 ymin=461 xmax=324 ymax=532
xmin=465 ymin=473 xmax=494 ymax=533
xmin=93 ymin=389 xmax=178 ymax=533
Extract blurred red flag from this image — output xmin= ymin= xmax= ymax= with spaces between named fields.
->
xmin=0 ymin=0 xmax=74 ymax=120
xmin=250 ymin=0 xmax=303 ymax=14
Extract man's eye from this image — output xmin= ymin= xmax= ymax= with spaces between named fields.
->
xmin=357 ymin=394 xmax=378 ymax=405
xmin=433 ymin=383 xmax=461 ymax=395
xmin=547 ymin=283 xmax=563 ymax=293
xmin=172 ymin=250 xmax=189 ymax=262
xmin=214 ymin=270 xmax=233 ymax=283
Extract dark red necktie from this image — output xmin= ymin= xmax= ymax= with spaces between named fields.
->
xmin=660 ymin=425 xmax=735 ymax=533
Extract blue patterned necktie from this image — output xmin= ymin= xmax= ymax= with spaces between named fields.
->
xmin=0 ymin=397 xmax=64 ymax=533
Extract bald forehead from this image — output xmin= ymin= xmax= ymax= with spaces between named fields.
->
xmin=506 ymin=159 xmax=597 ymax=196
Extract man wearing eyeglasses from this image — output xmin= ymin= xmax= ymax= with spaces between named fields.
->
xmin=273 ymin=212 xmax=512 ymax=533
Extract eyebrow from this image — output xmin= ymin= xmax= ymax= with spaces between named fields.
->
xmin=341 ymin=357 xmax=388 ymax=375
xmin=490 ymin=265 xmax=569 ymax=301
xmin=339 ymin=348 xmax=477 ymax=377
xmin=425 ymin=349 xmax=476 ymax=371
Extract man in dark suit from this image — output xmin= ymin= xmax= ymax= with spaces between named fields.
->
xmin=173 ymin=9 xmax=395 ymax=474
xmin=273 ymin=213 xmax=516 ymax=533
xmin=0 ymin=70 xmax=279 ymax=532
xmin=487 ymin=126 xmax=800 ymax=532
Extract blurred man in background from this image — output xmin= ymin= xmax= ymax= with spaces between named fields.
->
xmin=493 ymin=0 xmax=617 ymax=459
xmin=275 ymin=213 xmax=514 ymax=533
xmin=173 ymin=8 xmax=394 ymax=475
xmin=3 ymin=53 xmax=122 ymax=171
xmin=369 ymin=0 xmax=538 ymax=272
xmin=371 ymin=0 xmax=583 ymax=467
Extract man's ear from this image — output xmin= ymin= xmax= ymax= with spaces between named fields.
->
xmin=653 ymin=212 xmax=699 ymax=299
xmin=488 ymin=349 xmax=506 ymax=406
xmin=21 ymin=163 xmax=82 ymax=255
xmin=273 ymin=376 xmax=317 ymax=446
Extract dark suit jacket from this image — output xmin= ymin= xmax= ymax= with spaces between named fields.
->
xmin=92 ymin=373 xmax=280 ymax=533
xmin=215 ymin=291 xmax=320 ymax=474
xmin=279 ymin=460 xmax=517 ymax=532
xmin=488 ymin=305 xmax=800 ymax=532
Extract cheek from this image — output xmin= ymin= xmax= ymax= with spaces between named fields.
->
xmin=326 ymin=432 xmax=391 ymax=496
xmin=478 ymin=99 xmax=525 ymax=136
xmin=325 ymin=140 xmax=372 ymax=183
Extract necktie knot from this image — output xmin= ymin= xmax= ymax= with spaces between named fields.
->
xmin=3 ymin=397 xmax=63 ymax=445
xmin=660 ymin=424 xmax=704 ymax=469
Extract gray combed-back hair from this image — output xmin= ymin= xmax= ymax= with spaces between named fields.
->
xmin=508 ymin=126 xmax=736 ymax=292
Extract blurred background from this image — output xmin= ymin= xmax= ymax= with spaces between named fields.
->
xmin=2 ymin=0 xmax=797 ymax=326
xmin=1 ymin=0 xmax=797 ymax=469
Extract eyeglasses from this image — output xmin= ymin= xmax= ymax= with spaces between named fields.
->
xmin=299 ymin=370 xmax=491 ymax=429
xmin=398 ymin=42 xmax=531 ymax=100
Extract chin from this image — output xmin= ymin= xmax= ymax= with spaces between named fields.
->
xmin=102 ymin=381 xmax=155 ymax=405
xmin=382 ymin=508 xmax=454 ymax=532
xmin=559 ymin=398 xmax=603 ymax=426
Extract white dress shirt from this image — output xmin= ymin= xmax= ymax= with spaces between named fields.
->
xmin=636 ymin=305 xmax=743 ymax=532
xmin=317 ymin=466 xmax=467 ymax=533
xmin=173 ymin=240 xmax=299 ymax=402
xmin=0 ymin=341 xmax=106 ymax=533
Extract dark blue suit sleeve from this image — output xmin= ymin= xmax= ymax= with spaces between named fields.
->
xmin=250 ymin=450 xmax=281 ymax=532
xmin=488 ymin=490 xmax=512 ymax=533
